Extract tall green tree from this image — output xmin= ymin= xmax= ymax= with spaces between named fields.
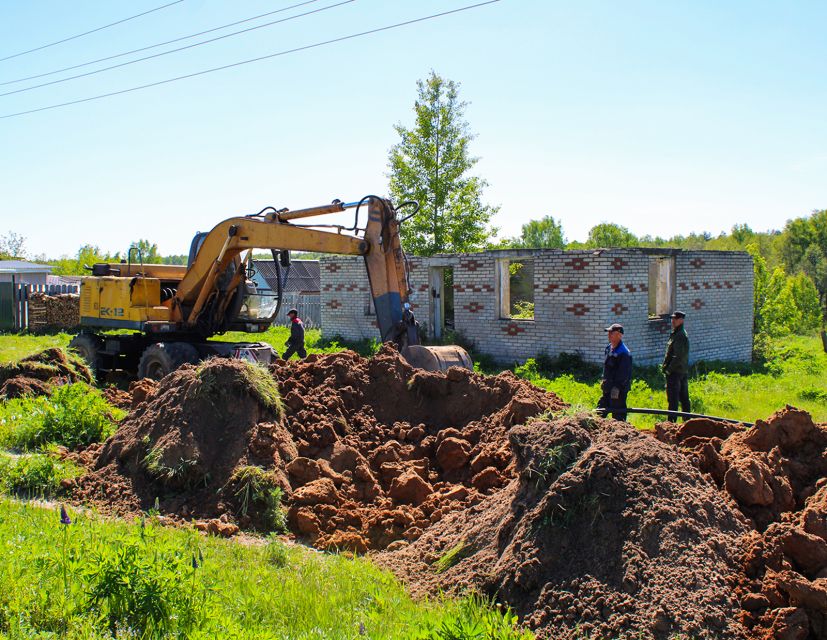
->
xmin=511 ymin=215 xmax=565 ymax=249
xmin=388 ymin=71 xmax=498 ymax=255
xmin=781 ymin=210 xmax=827 ymax=318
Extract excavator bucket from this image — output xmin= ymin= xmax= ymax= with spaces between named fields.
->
xmin=401 ymin=345 xmax=473 ymax=372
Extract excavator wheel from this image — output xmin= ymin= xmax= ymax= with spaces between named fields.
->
xmin=401 ymin=345 xmax=473 ymax=373
xmin=69 ymin=333 xmax=103 ymax=378
xmin=138 ymin=342 xmax=200 ymax=381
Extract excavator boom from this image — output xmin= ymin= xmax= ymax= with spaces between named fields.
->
xmin=71 ymin=196 xmax=472 ymax=378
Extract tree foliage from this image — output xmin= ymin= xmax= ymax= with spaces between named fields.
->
xmin=50 ymin=245 xmax=119 ymax=276
xmin=584 ymin=223 xmax=638 ymax=248
xmin=128 ymin=239 xmax=162 ymax=264
xmin=388 ymin=71 xmax=497 ymax=256
xmin=508 ymin=215 xmax=565 ymax=249
xmin=0 ymin=232 xmax=26 ymax=259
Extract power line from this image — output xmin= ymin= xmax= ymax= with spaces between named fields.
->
xmin=0 ymin=1 xmax=185 ymax=63
xmin=0 ymin=0 xmax=355 ymax=98
xmin=0 ymin=0 xmax=324 ymax=87
xmin=0 ymin=0 xmax=502 ymax=120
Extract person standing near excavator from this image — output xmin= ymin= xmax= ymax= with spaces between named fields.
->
xmin=597 ymin=323 xmax=632 ymax=420
xmin=283 ymin=308 xmax=307 ymax=360
xmin=662 ymin=311 xmax=690 ymax=421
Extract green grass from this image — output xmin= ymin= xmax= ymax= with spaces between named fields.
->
xmin=0 ymin=332 xmax=72 ymax=363
xmin=0 ymin=499 xmax=533 ymax=639
xmin=513 ymin=334 xmax=827 ymax=428
xmin=0 ymin=326 xmax=378 ymax=364
xmin=0 ymin=383 xmax=123 ymax=451
xmin=0 ymin=449 xmax=82 ymax=497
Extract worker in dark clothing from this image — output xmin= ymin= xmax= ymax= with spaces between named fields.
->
xmin=663 ymin=310 xmax=690 ymax=422
xmin=283 ymin=308 xmax=307 ymax=360
xmin=597 ymin=323 xmax=633 ymax=421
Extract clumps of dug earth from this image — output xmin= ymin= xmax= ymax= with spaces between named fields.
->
xmin=380 ymin=416 xmax=752 ymax=640
xmin=64 ymin=343 xmax=827 ymax=640
xmin=656 ymin=408 xmax=827 ymax=640
xmin=0 ymin=347 xmax=92 ymax=399
xmin=76 ymin=345 xmax=565 ymax=551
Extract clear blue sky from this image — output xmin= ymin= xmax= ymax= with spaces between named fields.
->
xmin=0 ymin=0 xmax=825 ymax=258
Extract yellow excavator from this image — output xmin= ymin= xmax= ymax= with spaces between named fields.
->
xmin=69 ymin=196 xmax=472 ymax=379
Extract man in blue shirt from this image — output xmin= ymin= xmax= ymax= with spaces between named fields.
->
xmin=597 ymin=323 xmax=632 ymax=420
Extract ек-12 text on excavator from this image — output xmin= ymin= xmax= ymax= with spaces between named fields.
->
xmin=69 ymin=196 xmax=472 ymax=379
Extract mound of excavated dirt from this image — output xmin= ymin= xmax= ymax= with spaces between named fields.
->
xmin=378 ymin=416 xmax=751 ymax=640
xmin=75 ymin=346 xmax=565 ymax=551
xmin=0 ymin=347 xmax=93 ymax=399
xmin=655 ymin=407 xmax=827 ymax=639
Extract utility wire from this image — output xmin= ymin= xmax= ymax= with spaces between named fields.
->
xmin=1 ymin=0 xmax=324 ymax=87
xmin=0 ymin=0 xmax=502 ymax=120
xmin=0 ymin=0 xmax=355 ymax=98
xmin=0 ymin=1 xmax=185 ymax=63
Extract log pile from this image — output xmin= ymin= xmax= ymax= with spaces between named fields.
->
xmin=27 ymin=292 xmax=80 ymax=330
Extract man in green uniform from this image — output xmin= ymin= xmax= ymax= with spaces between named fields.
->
xmin=662 ymin=310 xmax=690 ymax=421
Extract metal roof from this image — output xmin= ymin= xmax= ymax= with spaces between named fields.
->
xmin=253 ymin=259 xmax=320 ymax=294
xmin=0 ymin=260 xmax=53 ymax=274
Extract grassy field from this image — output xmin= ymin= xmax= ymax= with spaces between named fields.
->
xmin=504 ymin=334 xmax=827 ymax=427
xmin=0 ymin=326 xmax=378 ymax=364
xmin=2 ymin=330 xmax=824 ymax=426
xmin=0 ymin=499 xmax=529 ymax=640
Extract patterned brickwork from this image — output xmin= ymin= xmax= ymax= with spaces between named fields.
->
xmin=320 ymin=249 xmax=754 ymax=366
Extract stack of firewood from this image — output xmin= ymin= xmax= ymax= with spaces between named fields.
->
xmin=27 ymin=292 xmax=80 ymax=330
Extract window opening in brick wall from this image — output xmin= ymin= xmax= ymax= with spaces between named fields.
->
xmin=648 ymin=256 xmax=675 ymax=317
xmin=498 ymin=258 xmax=534 ymax=319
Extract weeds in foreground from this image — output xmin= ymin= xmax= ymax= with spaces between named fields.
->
xmin=0 ymin=383 xmax=122 ymax=451
xmin=0 ymin=449 xmax=82 ymax=496
xmin=0 ymin=498 xmax=533 ymax=639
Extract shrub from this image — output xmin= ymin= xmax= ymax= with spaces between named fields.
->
xmin=0 ymin=450 xmax=81 ymax=497
xmin=0 ymin=383 xmax=122 ymax=451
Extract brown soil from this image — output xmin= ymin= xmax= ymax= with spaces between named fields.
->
xmin=61 ymin=340 xmax=827 ymax=639
xmin=378 ymin=416 xmax=752 ymax=640
xmin=74 ymin=345 xmax=564 ymax=550
xmin=0 ymin=347 xmax=92 ymax=399
xmin=654 ymin=408 xmax=827 ymax=639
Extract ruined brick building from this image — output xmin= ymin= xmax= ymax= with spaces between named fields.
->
xmin=319 ymin=249 xmax=754 ymax=365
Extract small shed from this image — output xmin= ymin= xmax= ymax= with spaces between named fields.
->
xmin=0 ymin=260 xmax=53 ymax=287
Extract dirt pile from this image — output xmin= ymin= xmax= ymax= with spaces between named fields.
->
xmin=101 ymin=378 xmax=158 ymax=410
xmin=379 ymin=415 xmax=751 ymax=640
xmin=0 ymin=347 xmax=93 ymax=399
xmin=76 ymin=346 xmax=565 ymax=551
xmin=655 ymin=408 xmax=827 ymax=639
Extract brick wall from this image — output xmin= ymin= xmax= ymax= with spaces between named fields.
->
xmin=320 ymin=249 xmax=754 ymax=365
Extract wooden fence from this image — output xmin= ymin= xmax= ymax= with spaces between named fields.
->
xmin=0 ymin=283 xmax=80 ymax=331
